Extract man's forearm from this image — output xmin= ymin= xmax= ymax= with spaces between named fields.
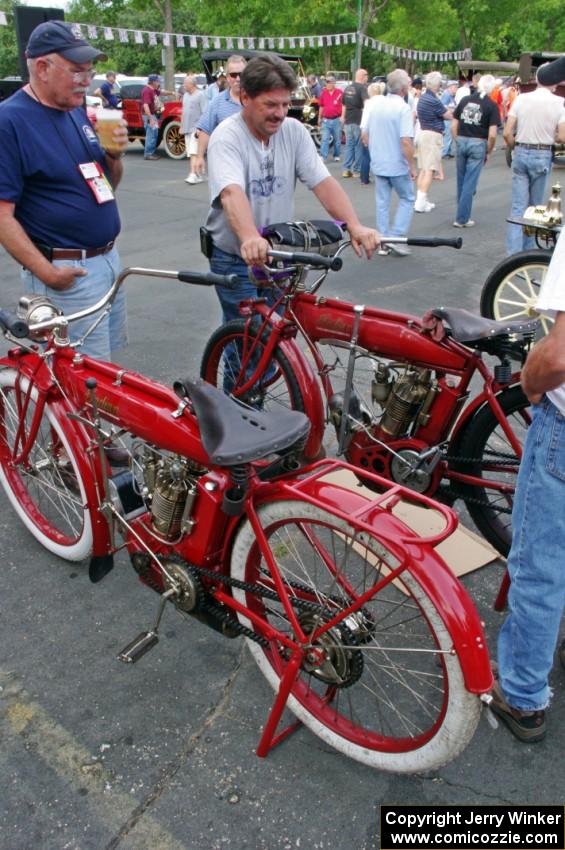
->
xmin=196 ymin=131 xmax=210 ymax=158
xmin=0 ymin=211 xmax=58 ymax=283
xmin=522 ymin=315 xmax=565 ymax=398
xmin=312 ymin=176 xmax=362 ymax=230
xmin=104 ymin=155 xmax=124 ymax=188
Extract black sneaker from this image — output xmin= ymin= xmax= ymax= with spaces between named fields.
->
xmin=490 ymin=681 xmax=546 ymax=742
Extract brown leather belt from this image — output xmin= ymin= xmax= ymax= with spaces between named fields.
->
xmin=516 ymin=143 xmax=553 ymax=150
xmin=33 ymin=240 xmax=116 ymax=261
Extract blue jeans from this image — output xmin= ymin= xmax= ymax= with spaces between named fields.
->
xmin=21 ymin=246 xmax=127 ymax=361
xmin=143 ymin=115 xmax=159 ymax=157
xmin=442 ymin=119 xmax=454 ymax=157
xmin=343 ymin=124 xmax=362 ymax=172
xmin=497 ymin=397 xmax=565 ymax=711
xmin=360 ymin=144 xmax=371 ymax=184
xmin=506 ymin=146 xmax=552 ymax=255
xmin=375 ymin=174 xmax=415 ymax=237
xmin=455 ymin=137 xmax=487 ymax=224
xmin=320 ymin=118 xmax=341 ymax=159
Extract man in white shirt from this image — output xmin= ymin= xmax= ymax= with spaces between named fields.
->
xmin=361 ymin=69 xmax=416 ymax=256
xmin=504 ymin=65 xmax=565 ymax=254
xmin=492 ymin=53 xmax=565 ymax=745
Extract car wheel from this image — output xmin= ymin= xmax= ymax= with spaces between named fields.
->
xmin=162 ymin=121 xmax=186 ymax=160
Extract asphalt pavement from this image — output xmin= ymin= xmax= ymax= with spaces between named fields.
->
xmin=1 ymin=142 xmax=564 ymax=850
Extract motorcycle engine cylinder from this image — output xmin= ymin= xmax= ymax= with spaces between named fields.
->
xmin=380 ymin=369 xmax=431 ymax=437
xmin=151 ymin=463 xmax=190 ymax=539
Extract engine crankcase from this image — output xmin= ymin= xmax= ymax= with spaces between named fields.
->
xmin=346 ymin=432 xmax=442 ymax=495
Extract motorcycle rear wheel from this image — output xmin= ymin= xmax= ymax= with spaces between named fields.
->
xmin=231 ymin=500 xmax=480 ymax=773
xmin=480 ymin=250 xmax=552 ymax=339
xmin=0 ymin=369 xmax=93 ymax=561
xmin=454 ymin=385 xmax=531 ymax=557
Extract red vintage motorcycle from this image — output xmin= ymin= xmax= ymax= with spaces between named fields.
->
xmin=200 ymin=221 xmax=539 ymax=562
xmin=0 ymin=266 xmax=493 ymax=773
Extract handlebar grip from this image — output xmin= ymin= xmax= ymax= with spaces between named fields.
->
xmin=405 ymin=237 xmax=463 ymax=249
xmin=268 ymin=249 xmax=343 ymax=271
xmin=177 ymin=271 xmax=239 ymax=288
xmin=0 ymin=309 xmax=28 ymax=338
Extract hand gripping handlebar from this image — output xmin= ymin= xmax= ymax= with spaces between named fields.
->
xmin=267 ymin=249 xmax=343 ymax=271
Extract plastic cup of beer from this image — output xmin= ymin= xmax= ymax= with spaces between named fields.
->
xmin=96 ymin=108 xmax=124 ymax=152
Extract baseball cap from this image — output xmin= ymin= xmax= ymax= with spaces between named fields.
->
xmin=537 ymin=56 xmax=565 ymax=86
xmin=447 ymin=79 xmax=458 ymax=86
xmin=26 ymin=21 xmax=107 ymax=63
xmin=147 ymin=74 xmax=161 ymax=82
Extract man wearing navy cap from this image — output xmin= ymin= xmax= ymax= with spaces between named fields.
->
xmin=0 ymin=20 xmax=129 ymax=360
xmin=141 ymin=73 xmax=175 ymax=160
xmin=491 ymin=53 xmax=565 ymax=745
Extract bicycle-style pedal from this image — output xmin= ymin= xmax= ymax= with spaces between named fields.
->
xmin=117 ymin=630 xmax=159 ymax=664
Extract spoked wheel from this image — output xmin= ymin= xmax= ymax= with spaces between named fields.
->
xmin=231 ymin=500 xmax=480 ymax=773
xmin=453 ymin=385 xmax=531 ymax=557
xmin=0 ymin=369 xmax=92 ymax=560
xmin=162 ymin=120 xmax=186 ymax=159
xmin=201 ymin=318 xmax=305 ymax=414
xmin=480 ymin=250 xmax=552 ymax=339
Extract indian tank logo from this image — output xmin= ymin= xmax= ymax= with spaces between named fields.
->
xmin=70 ymin=25 xmax=83 ymax=40
xmin=83 ymin=124 xmax=98 ymax=144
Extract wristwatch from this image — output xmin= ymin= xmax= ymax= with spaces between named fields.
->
xmin=105 ymin=149 xmax=126 ymax=160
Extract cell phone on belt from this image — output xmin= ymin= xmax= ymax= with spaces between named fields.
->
xmin=200 ymin=226 xmax=214 ymax=259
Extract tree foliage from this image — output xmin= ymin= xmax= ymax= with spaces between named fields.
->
xmin=0 ymin=0 xmax=564 ymax=80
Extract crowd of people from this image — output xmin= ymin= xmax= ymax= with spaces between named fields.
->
xmin=1 ymin=21 xmax=565 ymax=750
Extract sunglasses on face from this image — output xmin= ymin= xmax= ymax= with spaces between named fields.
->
xmin=228 ymin=72 xmax=241 ymax=79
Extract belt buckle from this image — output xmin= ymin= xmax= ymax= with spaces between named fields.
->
xmin=81 ymin=249 xmax=87 ymax=260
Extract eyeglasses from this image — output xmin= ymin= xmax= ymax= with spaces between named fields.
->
xmin=44 ymin=58 xmax=95 ymax=82
xmin=228 ymin=72 xmax=242 ymax=79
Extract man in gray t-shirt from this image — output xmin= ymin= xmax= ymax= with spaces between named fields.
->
xmin=205 ymin=53 xmax=381 ymax=324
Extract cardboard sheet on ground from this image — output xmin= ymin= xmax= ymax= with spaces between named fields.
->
xmin=323 ymin=469 xmax=500 ymax=577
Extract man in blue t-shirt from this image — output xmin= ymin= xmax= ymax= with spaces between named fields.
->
xmin=415 ymin=71 xmax=453 ymax=212
xmin=192 ymin=55 xmax=246 ymax=178
xmin=0 ymin=21 xmax=128 ymax=361
xmin=97 ymin=70 xmax=120 ymax=108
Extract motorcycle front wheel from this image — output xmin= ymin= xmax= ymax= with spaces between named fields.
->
xmin=231 ymin=500 xmax=480 ymax=773
xmin=0 ymin=369 xmax=93 ymax=561
xmin=200 ymin=318 xmax=305 ymax=415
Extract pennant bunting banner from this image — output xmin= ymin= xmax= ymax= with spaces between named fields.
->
xmin=0 ymin=12 xmax=469 ymax=61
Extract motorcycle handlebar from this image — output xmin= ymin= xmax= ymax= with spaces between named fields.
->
xmin=0 ymin=309 xmax=29 ymax=339
xmin=382 ymin=236 xmax=463 ymax=249
xmin=177 ymin=271 xmax=239 ymax=288
xmin=268 ymin=249 xmax=343 ymax=271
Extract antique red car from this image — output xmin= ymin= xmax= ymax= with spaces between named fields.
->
xmin=119 ymin=80 xmax=184 ymax=159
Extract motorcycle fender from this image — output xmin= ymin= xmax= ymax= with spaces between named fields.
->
xmin=279 ymin=481 xmax=493 ymax=695
xmin=449 ymin=378 xmax=522 ymax=452
xmin=49 ymin=396 xmax=114 ymax=558
xmin=0 ymin=356 xmax=114 ymax=557
xmin=273 ymin=337 xmax=325 ymax=460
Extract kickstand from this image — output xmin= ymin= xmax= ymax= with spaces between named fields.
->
xmin=256 ymin=648 xmax=304 ymax=757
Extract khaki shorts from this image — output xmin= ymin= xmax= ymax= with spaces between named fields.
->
xmin=417 ymin=130 xmax=443 ymax=171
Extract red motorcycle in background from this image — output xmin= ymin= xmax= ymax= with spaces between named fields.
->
xmin=201 ymin=221 xmax=539 ymax=563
